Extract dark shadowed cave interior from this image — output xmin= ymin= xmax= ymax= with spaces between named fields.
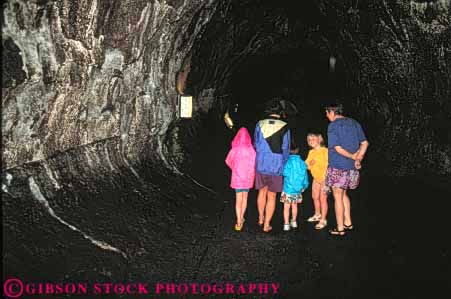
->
xmin=2 ymin=0 xmax=451 ymax=298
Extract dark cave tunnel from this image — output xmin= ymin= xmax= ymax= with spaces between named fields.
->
xmin=186 ymin=47 xmax=346 ymax=189
xmin=176 ymin=1 xmax=353 ymax=188
xmin=2 ymin=0 xmax=451 ymax=298
xmin=173 ymin=0 xmax=450 ymax=188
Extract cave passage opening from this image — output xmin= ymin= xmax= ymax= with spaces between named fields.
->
xmin=228 ymin=47 xmax=346 ymax=143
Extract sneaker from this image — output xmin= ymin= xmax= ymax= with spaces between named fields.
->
xmin=307 ymin=214 xmax=321 ymax=222
xmin=283 ymin=224 xmax=291 ymax=231
xmin=290 ymin=220 xmax=298 ymax=229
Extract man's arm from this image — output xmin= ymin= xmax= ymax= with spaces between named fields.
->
xmin=334 ymin=146 xmax=356 ymax=160
xmin=353 ymin=140 xmax=369 ymax=169
xmin=354 ymin=122 xmax=369 ymax=161
xmin=334 ymin=140 xmax=369 ymax=161
xmin=355 ymin=140 xmax=369 ymax=161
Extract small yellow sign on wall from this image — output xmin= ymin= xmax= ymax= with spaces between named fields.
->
xmin=180 ymin=95 xmax=193 ymax=118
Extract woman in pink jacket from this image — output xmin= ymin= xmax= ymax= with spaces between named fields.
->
xmin=225 ymin=127 xmax=256 ymax=231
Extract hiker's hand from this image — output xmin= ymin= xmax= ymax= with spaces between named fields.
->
xmin=309 ymin=160 xmax=315 ymax=166
xmin=355 ymin=160 xmax=362 ymax=170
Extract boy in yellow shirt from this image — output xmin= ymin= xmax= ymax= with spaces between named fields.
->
xmin=305 ymin=133 xmax=329 ymax=229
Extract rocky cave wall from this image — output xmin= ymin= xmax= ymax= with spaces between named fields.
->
xmin=2 ymin=0 xmax=219 ymax=177
xmin=337 ymin=0 xmax=451 ymax=176
xmin=2 ymin=0 xmax=451 ymax=188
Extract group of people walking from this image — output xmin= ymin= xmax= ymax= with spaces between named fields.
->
xmin=225 ymin=101 xmax=369 ymax=236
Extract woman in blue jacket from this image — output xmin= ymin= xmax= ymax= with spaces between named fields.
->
xmin=281 ymin=143 xmax=309 ymax=231
xmin=254 ymin=101 xmax=291 ymax=233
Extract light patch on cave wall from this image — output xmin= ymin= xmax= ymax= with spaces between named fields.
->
xmin=410 ymin=0 xmax=450 ymax=32
xmin=2 ymin=1 xmax=58 ymax=81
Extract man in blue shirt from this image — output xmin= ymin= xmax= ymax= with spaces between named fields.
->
xmin=325 ymin=103 xmax=369 ymax=236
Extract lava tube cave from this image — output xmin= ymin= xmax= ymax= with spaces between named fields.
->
xmin=2 ymin=0 xmax=451 ymax=298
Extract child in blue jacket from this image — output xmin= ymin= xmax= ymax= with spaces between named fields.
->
xmin=281 ymin=142 xmax=309 ymax=231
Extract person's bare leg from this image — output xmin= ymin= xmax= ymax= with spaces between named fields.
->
xmin=264 ymin=191 xmax=276 ymax=231
xmin=291 ymin=202 xmax=298 ymax=222
xmin=240 ymin=191 xmax=248 ymax=224
xmin=311 ymin=181 xmax=321 ymax=216
xmin=319 ymin=189 xmax=328 ymax=221
xmin=257 ymin=187 xmax=268 ymax=225
xmin=283 ymin=203 xmax=290 ymax=224
xmin=343 ymin=190 xmax=352 ymax=226
xmin=333 ymin=187 xmax=345 ymax=231
xmin=235 ymin=192 xmax=242 ymax=226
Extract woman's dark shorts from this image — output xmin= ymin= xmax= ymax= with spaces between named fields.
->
xmin=255 ymin=172 xmax=283 ymax=192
